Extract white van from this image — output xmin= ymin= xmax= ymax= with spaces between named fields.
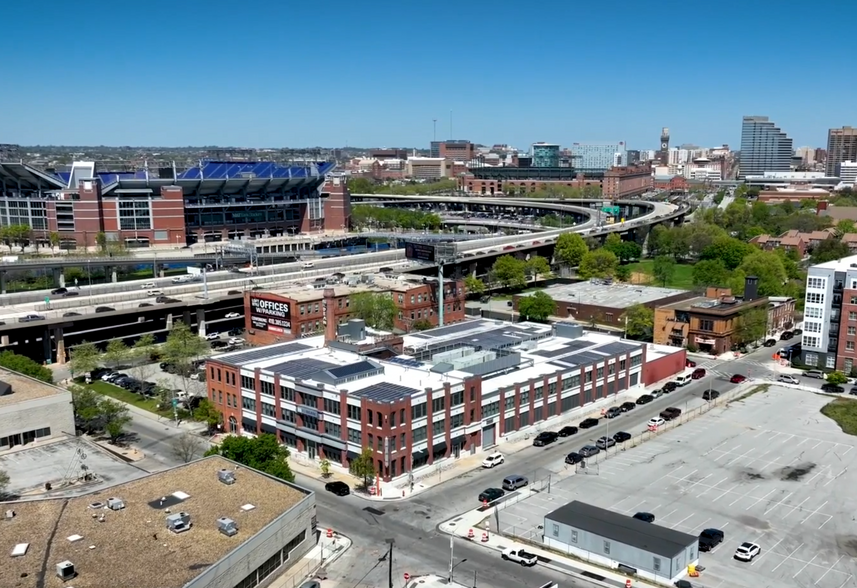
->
xmin=673 ymin=371 xmax=694 ymax=387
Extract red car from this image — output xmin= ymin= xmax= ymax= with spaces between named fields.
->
xmin=730 ymin=374 xmax=747 ymax=384
xmin=686 ymin=359 xmax=697 ymax=368
xmin=692 ymin=368 xmax=706 ymax=379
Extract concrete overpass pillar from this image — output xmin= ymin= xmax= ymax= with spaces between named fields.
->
xmin=0 ymin=270 xmax=5 ymax=295
xmin=165 ymin=313 xmax=174 ymax=330
xmin=0 ymin=334 xmax=8 ymax=346
xmin=53 ymin=327 xmax=66 ymax=365
xmin=159 ymin=267 xmax=165 ymax=278
xmin=53 ymin=268 xmax=65 ymax=288
xmin=183 ymin=309 xmax=192 ymax=326
xmin=42 ymin=328 xmax=52 ymax=365
xmin=197 ymin=308 xmax=206 ymax=337
xmin=111 ymin=268 xmax=118 ymax=283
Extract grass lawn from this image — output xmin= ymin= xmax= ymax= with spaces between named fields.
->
xmin=626 ymin=260 xmax=695 ymax=289
xmin=820 ymin=397 xmax=857 ymax=436
xmin=88 ymin=380 xmax=165 ymax=414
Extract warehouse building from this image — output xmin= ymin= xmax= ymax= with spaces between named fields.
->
xmin=0 ymin=367 xmax=75 ymax=452
xmin=544 ymin=501 xmax=698 ymax=584
xmin=0 ymin=455 xmax=317 ymax=588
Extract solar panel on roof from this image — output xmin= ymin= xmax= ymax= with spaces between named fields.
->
xmin=352 ymin=382 xmax=419 ymax=402
xmin=270 ymin=358 xmax=336 ymax=379
xmin=225 ymin=342 xmax=311 ymax=366
xmin=594 ymin=342 xmax=641 ymax=355
xmin=327 ymin=361 xmax=379 ymax=379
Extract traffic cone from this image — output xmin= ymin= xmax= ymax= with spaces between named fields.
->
xmin=481 ymin=531 xmax=489 ymax=542
xmin=625 ymin=580 xmax=631 ymax=588
xmin=326 ymin=528 xmax=333 ymax=538
xmin=467 ymin=528 xmax=474 ymax=539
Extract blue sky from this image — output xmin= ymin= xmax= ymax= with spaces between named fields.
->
xmin=2 ymin=0 xmax=853 ymax=151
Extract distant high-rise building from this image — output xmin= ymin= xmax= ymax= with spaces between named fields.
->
xmin=739 ymin=116 xmax=793 ymax=178
xmin=826 ymin=127 xmax=857 ymax=177
xmin=430 ymin=141 xmax=441 ymax=158
xmin=795 ymin=146 xmax=816 ymax=165
xmin=436 ymin=140 xmax=475 ymax=162
xmin=570 ymin=143 xmax=626 ymax=171
xmin=657 ymin=128 xmax=670 ymax=164
xmin=626 ymin=150 xmax=641 ymax=165
xmin=531 ymin=143 xmax=560 ymax=167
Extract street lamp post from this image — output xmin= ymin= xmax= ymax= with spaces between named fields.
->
xmin=448 ymin=535 xmax=467 ymax=584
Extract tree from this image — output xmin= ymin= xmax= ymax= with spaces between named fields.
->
xmin=0 ymin=468 xmax=8 ymax=496
xmin=49 ymin=232 xmax=61 ymax=252
xmin=206 ymin=433 xmax=295 ymax=482
xmin=128 ymin=334 xmax=158 ymax=383
xmin=615 ymin=265 xmax=632 ymax=282
xmin=100 ymin=398 xmax=132 ymax=443
xmin=162 ymin=321 xmax=210 ymax=408
xmin=172 ymin=432 xmax=206 ymax=463
xmin=320 ymin=459 xmax=332 ymax=478
xmin=95 ymin=232 xmax=107 ymax=252
xmin=701 ymin=236 xmax=753 ymax=270
xmin=577 ymin=249 xmax=619 ymax=279
xmin=827 ymin=371 xmax=848 ymax=385
xmin=68 ymin=341 xmax=101 ymax=378
xmin=736 ymin=307 xmax=768 ymax=346
xmin=194 ymin=399 xmax=222 ymax=432
xmin=347 ymin=177 xmax=375 ymax=195
xmin=836 ymin=220 xmax=857 ymax=235
xmin=412 ymin=319 xmax=433 ymax=331
xmin=652 ymin=256 xmax=676 ymax=287
xmin=732 ymin=251 xmax=788 ymax=297
xmin=491 ymin=255 xmax=527 ymax=289
xmin=350 ymin=292 xmax=397 ymax=330
xmin=349 ymin=447 xmax=377 ymax=488
xmin=692 ymin=259 xmax=730 ymax=287
xmin=0 ymin=351 xmax=52 ymax=383
xmin=622 ymin=304 xmax=654 ymax=341
xmin=554 ymin=232 xmax=588 ymax=266
xmin=0 ymin=225 xmax=32 ymax=252
xmin=104 ymin=339 xmax=130 ymax=368
xmin=464 ymin=275 xmax=486 ymax=297
xmin=616 ymin=241 xmax=643 ymax=263
xmin=525 ymin=255 xmax=552 ymax=282
xmin=518 ymin=291 xmax=556 ymax=322
xmin=811 ymin=238 xmax=850 ymax=264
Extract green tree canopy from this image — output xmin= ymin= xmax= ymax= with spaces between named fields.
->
xmin=525 ymin=255 xmax=552 ymax=281
xmin=622 ymin=304 xmax=654 ymax=342
xmin=603 ymin=233 xmax=642 ymax=263
xmin=491 ymin=255 xmax=527 ymax=289
xmin=827 ymin=371 xmax=849 ymax=385
xmin=735 ymin=307 xmax=768 ymax=346
xmin=351 ymin=292 xmax=397 ymax=330
xmin=104 ymin=339 xmax=130 ymax=368
xmin=349 ymin=447 xmax=377 ymax=488
xmin=615 ymin=265 xmax=632 ymax=282
xmin=205 ymin=433 xmax=294 ymax=482
xmin=692 ymin=259 xmax=730 ymax=287
xmin=463 ymin=275 xmax=486 ymax=296
xmin=350 ymin=205 xmax=442 ymax=230
xmin=0 ymin=351 xmax=52 ymax=383
xmin=730 ymin=251 xmax=788 ymax=297
xmin=652 ymin=256 xmax=676 ymax=287
xmin=347 ymin=177 xmax=376 ymax=194
xmin=578 ymin=249 xmax=619 ymax=279
xmin=518 ymin=291 xmax=556 ymax=322
xmin=701 ymin=236 xmax=753 ymax=270
xmin=811 ymin=238 xmax=850 ymax=264
xmin=68 ymin=341 xmax=101 ymax=377
xmin=554 ymin=232 xmax=589 ymax=266
xmin=70 ymin=386 xmax=132 ymax=439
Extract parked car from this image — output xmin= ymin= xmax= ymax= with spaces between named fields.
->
xmin=620 ymin=401 xmax=636 ymax=412
xmin=605 ymin=407 xmax=622 ymax=419
xmin=763 ymin=338 xmax=777 ymax=347
xmin=579 ymin=417 xmax=599 ymax=429
xmin=324 ymin=481 xmax=350 ymax=496
xmin=650 ymin=388 xmax=664 ymax=398
xmin=734 ymin=542 xmax=761 ymax=562
xmin=138 ymin=302 xmax=153 ymax=308
xmin=19 ymin=314 xmax=46 ymax=322
xmin=204 ymin=332 xmax=220 ymax=341
xmin=227 ymin=328 xmax=243 ymax=337
xmin=140 ymin=282 xmax=156 ymax=289
xmin=558 ymin=425 xmax=578 ymax=437
xmin=501 ymin=548 xmax=538 ymax=567
xmin=50 ymin=287 xmax=68 ymax=295
xmin=685 ymin=359 xmax=697 ymax=368
xmin=702 ymin=390 xmax=720 ymax=401
xmin=647 ymin=417 xmax=666 ymax=428
xmin=302 ymin=261 xmax=314 ymax=269
xmin=660 ymin=407 xmax=682 ymax=421
xmin=613 ymin=431 xmax=632 ymax=443
xmin=61 ymin=290 xmax=79 ymax=297
xmin=147 ymin=290 xmax=163 ymax=297
xmin=850 ymin=387 xmax=857 ymax=396
xmin=578 ymin=445 xmax=600 ymax=457
xmin=778 ymin=374 xmax=799 ymax=384
xmin=698 ymin=528 xmax=725 ymax=552
xmin=565 ymin=452 xmax=583 ymax=465
xmin=692 ymin=368 xmax=706 ymax=379
xmin=636 ymin=394 xmax=654 ymax=405
xmin=63 ymin=312 xmax=81 ymax=317
xmin=482 ymin=452 xmax=505 ymax=468
xmin=595 ymin=436 xmax=616 ymax=450
xmin=730 ymin=374 xmax=747 ymax=383
xmin=792 ymin=328 xmax=803 ymax=336
xmin=804 ymin=370 xmax=825 ymax=379
xmin=95 ymin=306 xmax=115 ymax=313
xmin=780 ymin=331 xmax=793 ymax=341
xmin=210 ymin=340 xmax=230 ymax=349
xmin=501 ymin=475 xmax=528 ymax=490
xmin=478 ymin=488 xmax=505 ymax=503
xmin=533 ymin=431 xmax=559 ymax=447
xmin=633 ymin=512 xmax=655 ymax=523
xmin=225 ymin=312 xmax=241 ymax=318
xmin=228 ymin=337 xmax=245 ymax=345
xmin=662 ymin=382 xmax=677 ymax=393
xmin=822 ymin=383 xmax=845 ymax=394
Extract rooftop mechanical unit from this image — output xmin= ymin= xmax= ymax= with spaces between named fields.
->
xmin=56 ymin=561 xmax=76 ymax=581
xmin=166 ymin=512 xmax=192 ymax=534
xmin=217 ymin=469 xmax=236 ymax=485
xmin=107 ymin=497 xmax=125 ymax=510
xmin=217 ymin=517 xmax=239 ymax=537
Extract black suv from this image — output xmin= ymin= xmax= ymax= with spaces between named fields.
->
xmin=613 ymin=431 xmax=632 ymax=443
xmin=579 ymin=418 xmax=599 ymax=429
xmin=662 ymin=382 xmax=677 ymax=393
xmin=325 ymin=481 xmax=350 ymax=496
xmin=478 ymin=488 xmax=505 ymax=503
xmin=636 ymin=394 xmax=654 ymax=405
xmin=620 ymin=401 xmax=636 ymax=412
xmin=822 ymin=383 xmax=845 ymax=394
xmin=558 ymin=425 xmax=578 ymax=437
xmin=702 ymin=390 xmax=720 ymax=401
xmin=660 ymin=407 xmax=682 ymax=421
xmin=698 ymin=528 xmax=725 ymax=551
xmin=565 ymin=452 xmax=583 ymax=465
xmin=533 ymin=431 xmax=559 ymax=446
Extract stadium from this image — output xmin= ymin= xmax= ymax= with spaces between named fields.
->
xmin=0 ymin=158 xmax=344 ymax=248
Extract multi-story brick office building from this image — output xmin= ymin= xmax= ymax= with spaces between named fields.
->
xmin=206 ymin=316 xmax=685 ymax=491
xmin=245 ymin=274 xmax=467 ymax=345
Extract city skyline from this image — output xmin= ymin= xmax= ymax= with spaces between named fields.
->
xmin=2 ymin=0 xmax=854 ymax=149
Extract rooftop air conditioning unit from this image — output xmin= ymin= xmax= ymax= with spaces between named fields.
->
xmin=56 ymin=561 xmax=76 ymax=581
xmin=107 ymin=497 xmax=125 ymax=511
xmin=217 ymin=517 xmax=239 ymax=537
xmin=166 ymin=512 xmax=192 ymax=534
xmin=217 ymin=469 xmax=236 ymax=485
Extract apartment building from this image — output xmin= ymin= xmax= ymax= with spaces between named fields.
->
xmin=800 ymin=255 xmax=857 ymax=372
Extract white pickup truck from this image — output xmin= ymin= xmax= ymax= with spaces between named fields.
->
xmin=501 ymin=547 xmax=538 ymax=567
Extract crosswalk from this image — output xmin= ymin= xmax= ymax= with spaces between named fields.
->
xmin=691 ymin=358 xmax=779 ymax=380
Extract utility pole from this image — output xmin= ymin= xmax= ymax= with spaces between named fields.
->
xmin=384 ymin=538 xmax=394 ymax=588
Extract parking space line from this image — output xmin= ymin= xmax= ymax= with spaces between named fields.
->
xmin=712 ymin=484 xmax=739 ymax=503
xmin=792 ymin=554 xmax=819 ymax=578
xmin=815 ymin=555 xmax=844 ymax=585
xmin=724 ymin=448 xmax=757 ymax=467
xmin=835 ymin=574 xmax=854 ymax=588
xmin=729 ymin=484 xmax=759 ymax=507
xmin=796 ymin=438 xmax=808 ymax=447
xmin=818 ymin=515 xmax=833 ymax=529
xmin=841 ymin=445 xmax=854 ymax=457
xmin=810 ymin=440 xmax=824 ymax=450
xmin=782 ymin=496 xmax=811 ymax=519
xmin=770 ymin=543 xmax=804 ymax=573
xmin=764 ymin=491 xmax=793 ymax=515
xmin=659 ymin=508 xmax=678 ymax=521
xmin=806 ymin=466 xmax=831 ymax=485
xmin=673 ymin=469 xmax=699 ymax=484
xmin=697 ymin=477 xmax=728 ymax=498
xmin=669 ymin=513 xmax=695 ymax=529
xmin=801 ymin=500 xmax=829 ymax=524
xmin=702 ymin=438 xmax=731 ymax=456
xmin=683 ymin=474 xmax=712 ymax=493
xmin=746 ymin=488 xmax=776 ymax=510
xmin=751 ymin=537 xmax=783 ymax=566
xmin=823 ymin=468 xmax=848 ymax=487
xmin=622 ymin=499 xmax=648 ymax=514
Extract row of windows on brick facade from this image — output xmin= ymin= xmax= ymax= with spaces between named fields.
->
xmin=395 ymin=288 xmax=462 ymax=305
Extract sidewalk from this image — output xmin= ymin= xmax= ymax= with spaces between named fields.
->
xmin=268 ymin=532 xmax=352 ymax=588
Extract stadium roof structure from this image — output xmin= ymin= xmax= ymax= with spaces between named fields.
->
xmin=1 ymin=160 xmax=336 ymax=197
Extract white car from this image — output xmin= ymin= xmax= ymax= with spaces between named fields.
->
xmin=647 ymin=417 xmax=666 ymax=428
xmin=147 ymin=290 xmax=163 ymax=297
xmin=482 ymin=452 xmax=505 ymax=468
xmin=778 ymin=374 xmax=799 ymax=385
xmin=204 ymin=332 xmax=220 ymax=341
xmin=302 ymin=261 xmax=314 ymax=269
xmin=140 ymin=282 xmax=156 ymax=289
xmin=734 ymin=542 xmax=761 ymax=562
xmin=229 ymin=337 xmax=245 ymax=345
xmin=501 ymin=548 xmax=538 ymax=567
xmin=225 ymin=312 xmax=241 ymax=319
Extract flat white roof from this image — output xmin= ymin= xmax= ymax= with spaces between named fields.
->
xmin=810 ymin=254 xmax=857 ymax=271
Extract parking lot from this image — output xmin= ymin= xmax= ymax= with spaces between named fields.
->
xmin=495 ymin=386 xmax=857 ymax=588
